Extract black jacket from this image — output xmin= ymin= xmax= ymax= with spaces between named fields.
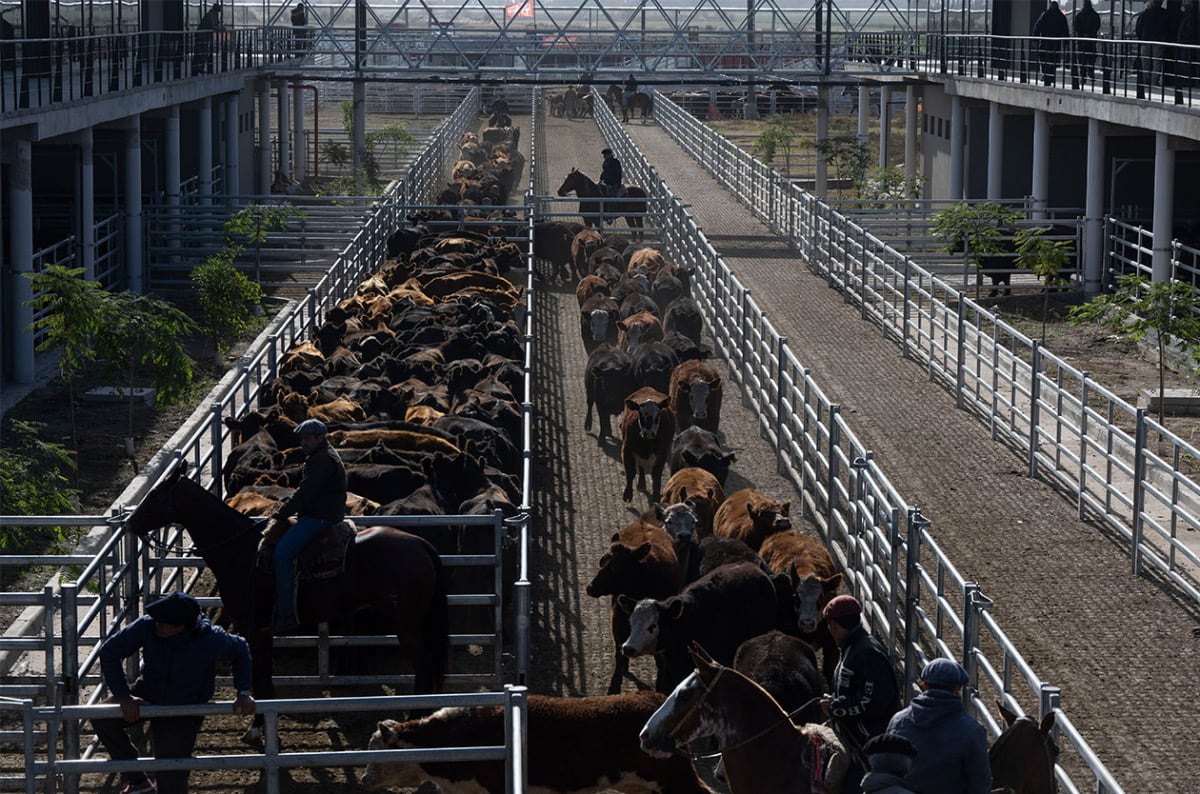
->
xmin=600 ymin=156 xmax=623 ymax=187
xmin=277 ymin=441 xmax=346 ymax=521
xmin=829 ymin=625 xmax=900 ymax=739
xmin=1075 ymin=6 xmax=1101 ymax=37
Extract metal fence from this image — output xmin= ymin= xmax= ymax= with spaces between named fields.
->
xmin=0 ymin=689 xmax=529 ymax=794
xmin=598 ymin=90 xmax=1126 ymax=793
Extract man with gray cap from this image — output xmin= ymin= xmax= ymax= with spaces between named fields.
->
xmin=93 ymin=592 xmax=254 ymax=794
xmin=260 ymin=418 xmax=347 ymax=635
xmin=886 ymin=657 xmax=992 ymax=794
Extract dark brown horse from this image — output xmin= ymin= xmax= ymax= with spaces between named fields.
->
xmin=557 ymin=168 xmax=648 ymax=240
xmin=639 ymin=642 xmax=847 ymax=794
xmin=603 ymin=84 xmax=653 ymax=123
xmin=125 ymin=462 xmax=450 ymax=736
xmin=989 ymin=701 xmax=1058 ymax=794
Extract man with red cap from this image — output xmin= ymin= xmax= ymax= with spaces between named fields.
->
xmin=820 ymin=594 xmax=900 ymax=793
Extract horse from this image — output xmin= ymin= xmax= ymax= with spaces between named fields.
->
xmin=125 ymin=461 xmax=450 ymax=740
xmin=622 ymin=91 xmax=653 ymax=124
xmin=989 ymin=701 xmax=1058 ymax=794
xmin=639 ymin=642 xmax=847 ymax=794
xmin=557 ymin=168 xmax=648 ymax=240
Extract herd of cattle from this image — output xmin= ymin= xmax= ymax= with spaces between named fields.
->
xmin=436 ymin=124 xmax=527 ymax=208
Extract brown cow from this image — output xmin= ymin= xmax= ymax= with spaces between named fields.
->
xmin=362 ymin=692 xmax=714 ymax=793
xmin=759 ymin=530 xmax=842 ymax=683
xmin=660 ymin=467 xmax=725 ymax=538
xmin=326 ymin=429 xmax=461 ymax=456
xmin=627 ymin=246 xmax=670 ymax=278
xmin=667 ymin=359 xmax=722 ymax=433
xmin=712 ymin=488 xmax=792 ymax=551
xmin=620 ymin=387 xmax=675 ymax=503
xmin=575 ymin=274 xmax=610 ymax=307
xmin=306 ymin=395 xmax=367 ymax=424
xmin=571 ymin=228 xmax=605 ymax=277
xmin=278 ymin=341 xmax=324 ymax=376
xmin=586 ymin=516 xmax=681 ymax=694
xmin=616 ymin=310 xmax=664 ymax=352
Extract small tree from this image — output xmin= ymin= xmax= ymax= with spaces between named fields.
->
xmin=752 ymin=116 xmax=798 ymax=174
xmin=931 ymin=202 xmax=1021 ymax=297
xmin=858 ymin=165 xmax=925 ymax=207
xmin=1069 ymin=274 xmax=1200 ymax=425
xmin=191 ymin=254 xmax=263 ymax=367
xmin=24 ymin=265 xmax=108 ymax=456
xmin=94 ymin=292 xmax=197 ymax=455
xmin=0 ymin=420 xmax=78 ymax=553
xmin=1014 ymin=227 xmax=1073 ymax=343
xmin=813 ymin=134 xmax=871 ymax=199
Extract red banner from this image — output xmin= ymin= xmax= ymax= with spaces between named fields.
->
xmin=505 ymin=0 xmax=534 ymax=19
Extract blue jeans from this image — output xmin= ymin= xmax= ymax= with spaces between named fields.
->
xmin=272 ymin=516 xmax=335 ymax=618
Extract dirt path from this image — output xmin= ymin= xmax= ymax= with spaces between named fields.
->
xmin=619 ymin=117 xmax=1200 ymax=793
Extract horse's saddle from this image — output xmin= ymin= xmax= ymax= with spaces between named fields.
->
xmin=297 ymin=519 xmax=356 ymax=580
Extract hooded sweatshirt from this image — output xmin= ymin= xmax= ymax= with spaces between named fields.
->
xmin=860 ymin=751 xmax=917 ymax=793
xmin=99 ymin=614 xmax=253 ymax=705
xmin=886 ymin=688 xmax=991 ymax=794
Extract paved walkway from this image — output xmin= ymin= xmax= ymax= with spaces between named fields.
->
xmin=619 ymin=118 xmax=1197 ymax=792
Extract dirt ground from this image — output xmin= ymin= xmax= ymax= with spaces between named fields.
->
xmin=5 ymin=105 xmax=1200 ymax=792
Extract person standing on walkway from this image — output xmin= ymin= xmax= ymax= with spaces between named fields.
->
xmin=886 ymin=658 xmax=992 ymax=794
xmin=93 ymin=592 xmax=255 ymax=794
xmin=1179 ymin=0 xmax=1199 ymax=93
xmin=1033 ymin=0 xmax=1071 ymax=85
xmin=260 ymin=418 xmax=347 ymax=635
xmin=194 ymin=1 xmax=222 ymax=74
xmin=290 ymin=1 xmax=309 ymax=56
xmin=1073 ymin=0 xmax=1102 ymax=86
xmin=819 ymin=594 xmax=899 ymax=794
xmin=1137 ymin=0 xmax=1171 ymax=88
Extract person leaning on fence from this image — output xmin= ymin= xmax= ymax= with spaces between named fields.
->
xmin=1033 ymin=0 xmax=1071 ymax=85
xmin=1073 ymin=0 xmax=1102 ymax=87
xmin=818 ymin=594 xmax=900 ymax=794
xmin=259 ymin=418 xmax=347 ymax=636
xmin=1137 ymin=0 xmax=1171 ymax=88
xmin=291 ymin=1 xmax=309 ymax=57
xmin=886 ymin=658 xmax=992 ymax=794
xmin=1180 ymin=0 xmax=1199 ymax=93
xmin=93 ymin=592 xmax=255 ymax=794
xmin=599 ymin=148 xmax=623 ymax=198
xmin=194 ymin=1 xmax=222 ymax=74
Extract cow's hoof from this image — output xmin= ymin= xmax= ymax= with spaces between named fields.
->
xmin=622 ymin=487 xmax=634 ymax=502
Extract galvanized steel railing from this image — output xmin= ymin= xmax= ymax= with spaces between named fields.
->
xmin=598 ymin=92 xmax=1125 ymax=793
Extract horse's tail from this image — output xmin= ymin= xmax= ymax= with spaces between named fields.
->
xmin=423 ymin=545 xmax=451 ymax=691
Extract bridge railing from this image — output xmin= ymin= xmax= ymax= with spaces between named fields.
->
xmin=652 ymin=85 xmax=1200 ymax=610
xmin=599 ymin=90 xmax=1125 ymax=793
xmin=0 ymin=689 xmax=528 ymax=794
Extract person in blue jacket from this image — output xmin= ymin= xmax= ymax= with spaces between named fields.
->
xmin=93 ymin=592 xmax=255 ymax=794
xmin=886 ymin=658 xmax=992 ymax=794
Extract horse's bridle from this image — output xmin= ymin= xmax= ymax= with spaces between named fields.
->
xmin=127 ymin=477 xmax=264 ymax=556
xmin=666 ymin=664 xmax=823 ymax=762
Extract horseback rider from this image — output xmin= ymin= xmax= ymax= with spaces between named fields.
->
xmin=886 ymin=658 xmax=992 ymax=794
xmin=623 ymin=73 xmax=639 ymax=109
xmin=599 ymin=148 xmax=623 ymax=198
xmin=820 ymin=594 xmax=900 ymax=794
xmin=260 ymin=418 xmax=347 ymax=635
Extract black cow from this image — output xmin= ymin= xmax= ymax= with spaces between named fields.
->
xmin=584 ymin=344 xmax=635 ymax=445
xmin=668 ymin=426 xmax=736 ymax=486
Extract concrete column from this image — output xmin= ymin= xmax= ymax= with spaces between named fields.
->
xmin=1084 ymin=118 xmax=1105 ymax=295
xmin=293 ymin=83 xmax=306 ymax=181
xmin=904 ymin=85 xmax=918 ymax=195
xmin=257 ymin=81 xmax=271 ymax=195
xmin=807 ymin=87 xmax=825 ymax=197
xmin=198 ymin=96 xmax=213 ymax=203
xmin=987 ymin=103 xmax=1004 ymax=200
xmin=123 ymin=117 xmax=144 ymax=293
xmin=353 ymin=79 xmax=367 ymax=181
xmin=278 ymin=81 xmax=291 ymax=181
xmin=225 ymin=94 xmax=240 ymax=202
xmin=879 ymin=85 xmax=892 ymax=168
xmin=949 ymin=95 xmax=964 ymax=200
xmin=1152 ymin=131 xmax=1175 ymax=282
xmin=1031 ymin=110 xmax=1050 ymax=220
xmin=165 ymin=105 xmax=181 ymax=263
xmin=9 ymin=138 xmax=34 ymax=384
xmin=79 ymin=129 xmax=96 ymax=281
xmin=857 ymin=85 xmax=870 ymax=145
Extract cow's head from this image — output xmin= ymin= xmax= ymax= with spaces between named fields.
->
xmin=363 ymin=718 xmax=423 ymax=790
xmin=791 ymin=570 xmax=844 ymax=634
xmin=625 ymin=394 xmax=667 ymax=440
xmin=618 ymin=320 xmax=644 ymax=350
xmin=587 ymin=308 xmax=612 ymax=343
xmin=655 ymin=502 xmax=699 ymax=548
xmin=686 ymin=378 xmax=713 ymax=421
xmin=619 ymin=596 xmax=685 ymax=657
xmin=750 ymin=499 xmax=791 ymax=534
xmin=586 ymin=538 xmax=652 ymax=598
xmin=682 ymin=449 xmax=737 ymax=483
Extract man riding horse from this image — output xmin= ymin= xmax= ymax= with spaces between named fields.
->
xmin=600 ymin=148 xmax=623 ymax=198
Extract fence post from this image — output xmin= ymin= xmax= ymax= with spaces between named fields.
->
xmin=955 ymin=298 xmax=967 ymax=410
xmin=775 ymin=337 xmax=789 ymax=476
xmin=886 ymin=505 xmax=902 ymax=668
xmin=60 ymin=581 xmax=80 ymax=794
xmin=961 ymin=583 xmax=992 ymax=707
xmin=903 ymin=508 xmax=928 ymax=702
xmin=902 ymin=257 xmax=912 ymax=360
xmin=850 ymin=455 xmax=870 ymax=597
xmin=209 ymin=403 xmax=224 ymax=500
xmin=505 ymin=684 xmax=529 ymax=794
xmin=265 ymin=709 xmax=280 ymax=794
xmin=860 ymin=226 xmax=869 ymax=319
xmin=1038 ymin=683 xmax=1063 ymax=759
xmin=826 ymin=405 xmax=842 ymax=544
xmin=739 ymin=287 xmax=753 ymax=397
xmin=1078 ymin=373 xmax=1090 ymax=520
xmin=1028 ymin=342 xmax=1042 ymax=479
xmin=1131 ymin=408 xmax=1148 ymax=575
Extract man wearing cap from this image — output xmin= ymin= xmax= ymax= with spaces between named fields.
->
xmin=93 ymin=592 xmax=254 ymax=794
xmin=860 ymin=733 xmax=918 ymax=793
xmin=260 ymin=418 xmax=347 ymax=635
xmin=599 ymin=148 xmax=622 ymax=198
xmin=819 ymin=594 xmax=899 ymax=791
xmin=886 ymin=657 xmax=992 ymax=794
